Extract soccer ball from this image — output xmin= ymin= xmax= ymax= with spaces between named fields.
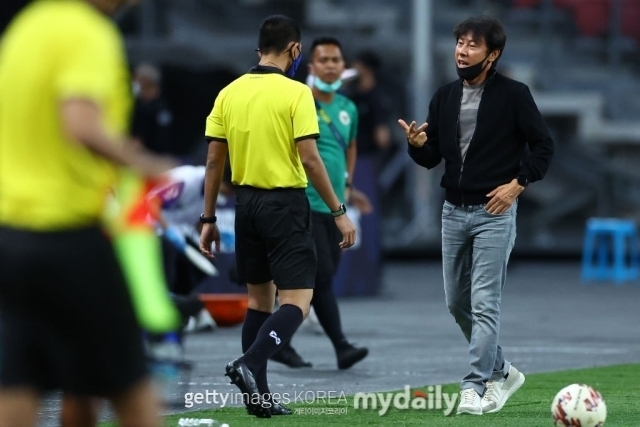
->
xmin=551 ymin=383 xmax=607 ymax=427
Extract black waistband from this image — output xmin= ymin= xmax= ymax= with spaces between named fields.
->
xmin=444 ymin=189 xmax=491 ymax=207
xmin=236 ymin=185 xmax=305 ymax=193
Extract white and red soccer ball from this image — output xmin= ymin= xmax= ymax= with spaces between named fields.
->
xmin=551 ymin=383 xmax=607 ymax=427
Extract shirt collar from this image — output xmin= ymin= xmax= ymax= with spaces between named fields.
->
xmin=249 ymin=65 xmax=285 ymax=76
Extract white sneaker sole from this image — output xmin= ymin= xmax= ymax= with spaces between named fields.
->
xmin=484 ymin=373 xmax=525 ymax=414
xmin=457 ymin=406 xmax=482 ymax=416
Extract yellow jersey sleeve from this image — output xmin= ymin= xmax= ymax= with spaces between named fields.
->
xmin=55 ymin=23 xmax=120 ymax=105
xmin=292 ymin=86 xmax=320 ymax=142
xmin=205 ymin=93 xmax=227 ymax=142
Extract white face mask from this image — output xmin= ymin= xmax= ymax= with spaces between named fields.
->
xmin=313 ymin=77 xmax=343 ymax=93
xmin=305 ymin=68 xmax=359 ymax=88
xmin=132 ymin=81 xmax=141 ymax=96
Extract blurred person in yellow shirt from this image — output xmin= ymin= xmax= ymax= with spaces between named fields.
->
xmin=0 ymin=1 xmax=177 ymax=426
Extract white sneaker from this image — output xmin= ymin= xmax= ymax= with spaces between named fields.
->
xmin=184 ymin=309 xmax=217 ymax=334
xmin=457 ymin=388 xmax=482 ymax=415
xmin=481 ymin=365 xmax=526 ymax=414
xmin=184 ymin=316 xmax=197 ymax=333
xmin=193 ymin=308 xmax=217 ymax=332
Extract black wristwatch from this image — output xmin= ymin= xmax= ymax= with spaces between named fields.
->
xmin=517 ymin=176 xmax=529 ymax=188
xmin=199 ymin=213 xmax=217 ymax=224
xmin=331 ymin=203 xmax=347 ymax=217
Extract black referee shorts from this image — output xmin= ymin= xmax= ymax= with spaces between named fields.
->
xmin=312 ymin=211 xmax=342 ymax=285
xmin=235 ymin=186 xmax=316 ymax=289
xmin=0 ymin=226 xmax=147 ymax=396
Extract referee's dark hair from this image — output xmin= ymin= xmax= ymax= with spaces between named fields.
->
xmin=258 ymin=14 xmax=301 ymax=55
xmin=309 ymin=37 xmax=343 ymax=58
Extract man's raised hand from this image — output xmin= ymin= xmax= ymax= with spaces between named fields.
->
xmin=398 ymin=119 xmax=428 ymax=148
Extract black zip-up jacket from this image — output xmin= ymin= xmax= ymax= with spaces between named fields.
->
xmin=408 ymin=70 xmax=554 ymax=206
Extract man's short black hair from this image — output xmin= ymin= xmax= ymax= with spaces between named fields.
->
xmin=453 ymin=16 xmax=506 ymax=68
xmin=258 ymin=15 xmax=301 ymax=55
xmin=309 ymin=37 xmax=343 ymax=58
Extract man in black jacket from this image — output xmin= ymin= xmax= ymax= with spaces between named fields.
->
xmin=399 ymin=16 xmax=553 ymax=416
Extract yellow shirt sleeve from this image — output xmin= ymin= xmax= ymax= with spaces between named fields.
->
xmin=205 ymin=94 xmax=227 ymax=141
xmin=292 ymin=86 xmax=320 ymax=142
xmin=55 ymin=23 xmax=120 ymax=105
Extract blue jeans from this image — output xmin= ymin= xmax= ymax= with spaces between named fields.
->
xmin=441 ymin=200 xmax=517 ymax=396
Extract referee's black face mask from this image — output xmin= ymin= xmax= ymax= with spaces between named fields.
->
xmin=286 ymin=43 xmax=302 ymax=78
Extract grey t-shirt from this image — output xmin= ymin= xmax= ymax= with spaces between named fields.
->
xmin=458 ymin=81 xmax=486 ymax=162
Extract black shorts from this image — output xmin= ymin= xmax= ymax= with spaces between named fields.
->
xmin=0 ymin=226 xmax=147 ymax=396
xmin=235 ymin=186 xmax=316 ymax=289
xmin=312 ymin=212 xmax=342 ymax=285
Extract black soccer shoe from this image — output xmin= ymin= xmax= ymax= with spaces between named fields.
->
xmin=268 ymin=401 xmax=293 ymax=415
xmin=247 ymin=396 xmax=293 ymax=416
xmin=270 ymin=345 xmax=312 ymax=368
xmin=337 ymin=344 xmax=369 ymax=370
xmin=225 ymin=359 xmax=271 ymax=418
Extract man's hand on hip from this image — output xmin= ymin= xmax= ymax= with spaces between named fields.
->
xmin=485 ymin=179 xmax=524 ymax=214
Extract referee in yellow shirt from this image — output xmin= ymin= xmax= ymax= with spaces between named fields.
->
xmin=200 ymin=15 xmax=356 ymax=419
xmin=0 ymin=1 xmax=175 ymax=426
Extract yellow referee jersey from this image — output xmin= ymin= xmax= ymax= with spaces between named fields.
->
xmin=0 ymin=0 xmax=131 ymax=231
xmin=205 ymin=66 xmax=320 ymax=189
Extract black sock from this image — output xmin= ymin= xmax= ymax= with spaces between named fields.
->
xmin=241 ymin=308 xmax=271 ymax=394
xmin=242 ymin=304 xmax=303 ymax=372
xmin=312 ymin=282 xmax=349 ymax=351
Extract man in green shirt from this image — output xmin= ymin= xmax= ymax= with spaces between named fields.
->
xmin=273 ymin=37 xmax=372 ymax=370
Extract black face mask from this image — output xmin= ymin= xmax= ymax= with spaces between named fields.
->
xmin=456 ymin=55 xmax=490 ymax=81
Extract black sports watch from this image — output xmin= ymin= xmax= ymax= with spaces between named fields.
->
xmin=199 ymin=213 xmax=217 ymax=224
xmin=517 ymin=175 xmax=529 ymax=188
xmin=331 ymin=203 xmax=347 ymax=217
